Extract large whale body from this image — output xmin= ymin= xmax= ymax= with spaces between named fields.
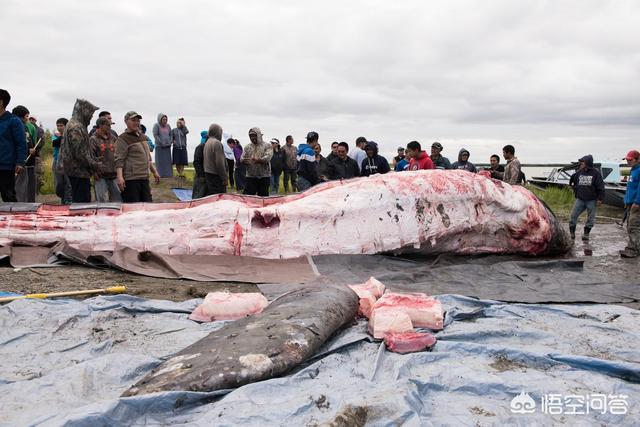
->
xmin=0 ymin=170 xmax=570 ymax=257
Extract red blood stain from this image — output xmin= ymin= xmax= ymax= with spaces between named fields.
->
xmin=230 ymin=222 xmax=243 ymax=256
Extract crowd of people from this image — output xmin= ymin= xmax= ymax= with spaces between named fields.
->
xmin=0 ymin=90 xmax=637 ymax=258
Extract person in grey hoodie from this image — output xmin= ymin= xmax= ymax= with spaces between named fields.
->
xmin=203 ymin=124 xmax=228 ymax=195
xmin=451 ymin=148 xmax=477 ymax=172
xmin=153 ymin=113 xmax=173 ymax=177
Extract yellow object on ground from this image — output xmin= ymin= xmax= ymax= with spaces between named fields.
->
xmin=0 ymin=286 xmax=126 ymax=303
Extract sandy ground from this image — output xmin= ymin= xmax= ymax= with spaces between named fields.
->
xmin=1 ymin=182 xmax=634 ymax=303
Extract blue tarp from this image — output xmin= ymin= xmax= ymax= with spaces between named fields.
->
xmin=171 ymin=188 xmax=193 ymax=201
xmin=1 ymin=294 xmax=639 ymax=426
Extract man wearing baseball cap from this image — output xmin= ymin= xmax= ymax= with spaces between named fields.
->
xmin=296 ymin=131 xmax=320 ymax=191
xmin=430 ymin=142 xmax=451 ymax=169
xmin=114 ymin=111 xmax=161 ymax=202
xmin=620 ymin=149 xmax=640 ymax=258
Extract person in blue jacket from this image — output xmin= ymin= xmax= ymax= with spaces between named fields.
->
xmin=621 ymin=149 xmax=640 ymax=258
xmin=0 ymin=89 xmax=26 ymax=202
xmin=296 ymin=131 xmax=320 ymax=191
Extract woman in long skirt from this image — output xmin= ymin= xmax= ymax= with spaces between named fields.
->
xmin=153 ymin=113 xmax=173 ymax=177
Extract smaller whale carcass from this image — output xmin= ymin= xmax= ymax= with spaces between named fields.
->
xmin=122 ymin=284 xmax=359 ymax=396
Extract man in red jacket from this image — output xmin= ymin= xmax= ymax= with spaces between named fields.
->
xmin=405 ymin=141 xmax=434 ymax=170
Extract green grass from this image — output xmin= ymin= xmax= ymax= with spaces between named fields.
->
xmin=40 ymin=156 xmax=55 ymax=195
xmin=527 ymin=185 xmax=575 ymax=217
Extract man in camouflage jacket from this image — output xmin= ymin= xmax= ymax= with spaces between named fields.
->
xmin=61 ymin=99 xmax=101 ymax=203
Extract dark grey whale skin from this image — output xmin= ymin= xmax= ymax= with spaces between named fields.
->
xmin=123 ymin=284 xmax=359 ymax=396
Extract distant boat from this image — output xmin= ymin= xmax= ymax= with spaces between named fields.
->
xmin=529 ymin=161 xmax=627 ymax=208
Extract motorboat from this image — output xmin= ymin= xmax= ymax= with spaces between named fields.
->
xmin=529 ymin=161 xmax=628 ymax=208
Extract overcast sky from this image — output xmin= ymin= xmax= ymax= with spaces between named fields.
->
xmin=2 ymin=0 xmax=639 ymax=164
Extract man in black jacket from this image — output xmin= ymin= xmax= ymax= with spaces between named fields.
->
xmin=568 ymin=154 xmax=605 ymax=241
xmin=270 ymin=138 xmax=285 ymax=193
xmin=328 ymin=142 xmax=360 ymax=180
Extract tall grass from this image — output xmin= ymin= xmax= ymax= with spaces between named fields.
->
xmin=39 ymin=131 xmax=56 ymax=195
xmin=527 ymin=185 xmax=575 ymax=217
xmin=40 ymin=156 xmax=56 ymax=195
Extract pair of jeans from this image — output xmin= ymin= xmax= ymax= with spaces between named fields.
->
xmin=297 ymin=175 xmax=312 ymax=192
xmin=121 ymin=179 xmax=152 ymax=203
xmin=624 ymin=208 xmax=640 ymax=254
xmin=283 ymin=169 xmax=297 ymax=192
xmin=192 ymin=176 xmax=207 ymax=199
xmin=226 ymin=159 xmax=235 ymax=188
xmin=94 ymin=178 xmax=122 ymax=202
xmin=15 ymin=166 xmax=36 ymax=202
xmin=270 ymin=172 xmax=281 ymax=194
xmin=68 ymin=176 xmax=92 ymax=203
xmin=204 ymin=173 xmax=227 ymax=196
xmin=234 ymin=164 xmax=246 ymax=191
xmin=244 ymin=177 xmax=270 ymax=197
xmin=569 ymin=198 xmax=597 ymax=229
xmin=0 ymin=169 xmax=17 ymax=202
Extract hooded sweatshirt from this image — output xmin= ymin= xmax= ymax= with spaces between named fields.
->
xmin=90 ymin=129 xmax=117 ymax=179
xmin=24 ymin=121 xmax=39 ymax=167
xmin=570 ymin=155 xmax=605 ymax=202
xmin=431 ymin=153 xmax=452 ymax=169
xmin=203 ymin=124 xmax=228 ymax=178
xmin=625 ymin=162 xmax=640 ymax=206
xmin=360 ymin=141 xmax=390 ymax=177
xmin=296 ymin=143 xmax=320 ymax=185
xmin=193 ymin=131 xmax=209 ymax=178
xmin=451 ymin=148 xmax=477 ymax=172
xmin=152 ymin=114 xmax=172 ymax=148
xmin=61 ymin=99 xmax=101 ymax=178
xmin=240 ymin=127 xmax=273 ymax=178
xmin=171 ymin=124 xmax=189 ymax=149
xmin=0 ymin=111 xmax=26 ymax=170
xmin=408 ymin=151 xmax=434 ymax=170
xmin=222 ymin=132 xmax=235 ymax=161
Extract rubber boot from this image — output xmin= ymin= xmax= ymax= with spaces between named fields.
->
xmin=569 ymin=225 xmax=576 ymax=240
xmin=582 ymin=226 xmax=591 ymax=241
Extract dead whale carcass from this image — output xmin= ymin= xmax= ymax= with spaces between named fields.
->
xmin=0 ymin=170 xmax=570 ymax=257
xmin=122 ymin=284 xmax=358 ymax=395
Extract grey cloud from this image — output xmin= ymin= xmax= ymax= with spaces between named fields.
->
xmin=2 ymin=0 xmax=639 ymax=164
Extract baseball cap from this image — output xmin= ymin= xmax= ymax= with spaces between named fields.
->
xmin=270 ymin=138 xmax=280 ymax=144
xmin=397 ymin=146 xmax=404 ymax=151
xmin=124 ymin=111 xmax=142 ymax=120
xmin=432 ymin=142 xmax=443 ymax=150
xmin=306 ymin=131 xmax=319 ymax=140
xmin=623 ymin=149 xmax=640 ymax=160
xmin=96 ymin=117 xmax=111 ymax=126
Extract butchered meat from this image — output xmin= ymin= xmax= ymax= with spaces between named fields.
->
xmin=368 ymin=308 xmax=414 ymax=339
xmin=189 ymin=292 xmax=269 ymax=322
xmin=372 ymin=292 xmax=444 ymax=330
xmin=384 ymin=331 xmax=437 ymax=354
xmin=347 ymin=285 xmax=377 ymax=319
